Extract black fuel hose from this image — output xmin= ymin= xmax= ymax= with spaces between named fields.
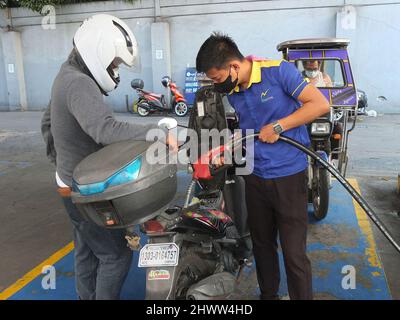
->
xmin=275 ymin=134 xmax=400 ymax=254
xmin=175 ymin=129 xmax=400 ymax=253
xmin=230 ymin=132 xmax=400 ymax=253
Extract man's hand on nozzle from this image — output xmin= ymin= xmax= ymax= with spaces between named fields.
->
xmin=259 ymin=123 xmax=280 ymax=144
xmin=158 ymin=117 xmax=178 ymax=153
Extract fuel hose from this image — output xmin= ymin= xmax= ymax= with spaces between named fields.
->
xmin=249 ymin=134 xmax=400 ymax=254
xmin=175 ymin=127 xmax=400 ymax=253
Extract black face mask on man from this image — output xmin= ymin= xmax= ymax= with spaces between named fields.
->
xmin=214 ymin=66 xmax=238 ymax=94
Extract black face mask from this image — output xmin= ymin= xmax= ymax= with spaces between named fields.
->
xmin=214 ymin=66 xmax=238 ymax=94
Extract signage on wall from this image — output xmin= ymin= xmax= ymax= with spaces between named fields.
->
xmin=155 ymin=50 xmax=163 ymax=60
xmin=184 ymin=67 xmax=212 ymax=105
xmin=8 ymin=64 xmax=15 ymax=74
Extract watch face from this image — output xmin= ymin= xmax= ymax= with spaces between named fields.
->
xmin=274 ymin=123 xmax=282 ymax=134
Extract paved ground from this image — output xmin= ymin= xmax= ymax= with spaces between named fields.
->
xmin=0 ymin=111 xmax=399 ymax=299
xmin=346 ymin=114 xmax=400 ymax=299
xmin=3 ymin=177 xmax=392 ymax=300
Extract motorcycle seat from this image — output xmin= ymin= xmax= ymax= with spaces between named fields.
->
xmin=142 ymin=90 xmax=163 ymax=99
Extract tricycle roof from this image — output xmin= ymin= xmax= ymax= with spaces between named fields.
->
xmin=277 ymin=38 xmax=350 ymax=51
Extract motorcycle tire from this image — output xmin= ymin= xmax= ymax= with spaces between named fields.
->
xmin=312 ymin=166 xmax=330 ymax=221
xmin=137 ymin=104 xmax=150 ymax=117
xmin=170 ymin=246 xmax=215 ymax=300
xmin=174 ymin=102 xmax=189 ymax=117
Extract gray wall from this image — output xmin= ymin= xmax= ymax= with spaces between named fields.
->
xmin=0 ymin=0 xmax=399 ymax=112
xmin=0 ymin=0 xmax=156 ymax=112
xmin=19 ymin=17 xmax=155 ymax=112
xmin=20 ymin=23 xmax=76 ymax=112
xmin=0 ymin=33 xmax=8 ymax=110
xmin=168 ymin=6 xmax=337 ymax=94
xmin=338 ymin=4 xmax=400 ymax=113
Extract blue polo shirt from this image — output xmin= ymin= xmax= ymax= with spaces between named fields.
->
xmin=227 ymin=57 xmax=311 ymax=179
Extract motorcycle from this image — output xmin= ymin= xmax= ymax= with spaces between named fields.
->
xmin=131 ymin=76 xmax=189 ymax=117
xmin=278 ymin=38 xmax=358 ymax=220
xmin=71 ymin=86 xmax=253 ymax=300
xmin=306 ymin=112 xmax=334 ymax=220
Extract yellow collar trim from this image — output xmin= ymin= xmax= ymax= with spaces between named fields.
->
xmin=232 ymin=59 xmax=284 ymax=93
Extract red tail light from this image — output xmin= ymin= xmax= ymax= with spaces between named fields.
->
xmin=143 ymin=220 xmax=165 ymax=234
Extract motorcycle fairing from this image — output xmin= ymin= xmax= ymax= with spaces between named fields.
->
xmin=185 ymin=208 xmax=233 ymax=226
xmin=168 ymin=207 xmax=233 ymax=237
xmin=169 ymin=83 xmax=186 ymax=102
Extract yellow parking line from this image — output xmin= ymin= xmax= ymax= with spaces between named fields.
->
xmin=0 ymin=242 xmax=74 ymax=300
xmin=348 ymin=178 xmax=383 ymax=270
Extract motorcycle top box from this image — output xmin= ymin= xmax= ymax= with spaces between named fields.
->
xmin=131 ymin=78 xmax=144 ymax=90
xmin=71 ymin=140 xmax=177 ymax=229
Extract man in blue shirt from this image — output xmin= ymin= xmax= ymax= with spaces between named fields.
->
xmin=196 ymin=33 xmax=329 ymax=300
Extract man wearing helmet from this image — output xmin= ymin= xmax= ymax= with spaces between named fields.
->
xmin=41 ymin=14 xmax=176 ymax=300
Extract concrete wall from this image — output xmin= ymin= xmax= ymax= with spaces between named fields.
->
xmin=0 ymin=1 xmax=156 ymax=112
xmin=168 ymin=6 xmax=337 ymax=94
xmin=337 ymin=4 xmax=400 ymax=113
xmin=0 ymin=0 xmax=399 ymax=112
xmin=0 ymin=31 xmax=8 ymax=110
xmin=1 ymin=31 xmax=28 ymax=110
xmin=18 ymin=18 xmax=155 ymax=112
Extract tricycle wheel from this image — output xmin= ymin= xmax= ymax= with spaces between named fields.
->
xmin=312 ymin=166 xmax=330 ymax=220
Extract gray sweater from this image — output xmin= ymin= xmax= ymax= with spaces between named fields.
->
xmin=43 ymin=50 xmax=155 ymax=186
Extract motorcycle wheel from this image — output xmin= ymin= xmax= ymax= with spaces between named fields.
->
xmin=170 ymin=247 xmax=215 ymax=300
xmin=334 ymin=110 xmax=344 ymax=122
xmin=174 ymin=102 xmax=189 ymax=117
xmin=137 ymin=105 xmax=150 ymax=117
xmin=312 ymin=166 xmax=330 ymax=221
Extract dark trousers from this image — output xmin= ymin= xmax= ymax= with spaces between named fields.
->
xmin=62 ymin=197 xmax=133 ymax=300
xmin=244 ymin=170 xmax=313 ymax=300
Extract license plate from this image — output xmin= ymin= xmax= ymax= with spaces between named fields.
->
xmin=138 ymin=243 xmax=179 ymax=268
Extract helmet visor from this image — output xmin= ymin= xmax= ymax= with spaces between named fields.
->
xmin=119 ymin=51 xmax=142 ymax=74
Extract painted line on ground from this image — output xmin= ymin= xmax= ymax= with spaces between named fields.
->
xmin=0 ymin=242 xmax=74 ymax=300
xmin=348 ymin=178 xmax=391 ymax=296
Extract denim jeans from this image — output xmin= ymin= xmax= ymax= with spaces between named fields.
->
xmin=62 ymin=197 xmax=133 ymax=300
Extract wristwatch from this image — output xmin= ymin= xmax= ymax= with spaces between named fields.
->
xmin=272 ymin=121 xmax=284 ymax=134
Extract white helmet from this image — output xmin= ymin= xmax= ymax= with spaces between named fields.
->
xmin=73 ymin=14 xmax=138 ymax=93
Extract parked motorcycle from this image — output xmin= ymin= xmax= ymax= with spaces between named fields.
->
xmin=131 ymin=76 xmax=189 ymax=117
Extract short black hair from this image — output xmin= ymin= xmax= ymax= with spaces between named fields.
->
xmin=196 ymin=32 xmax=244 ymax=73
xmin=303 ymin=60 xmax=321 ymax=67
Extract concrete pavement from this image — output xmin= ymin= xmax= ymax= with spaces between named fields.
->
xmin=0 ymin=111 xmax=399 ymax=299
